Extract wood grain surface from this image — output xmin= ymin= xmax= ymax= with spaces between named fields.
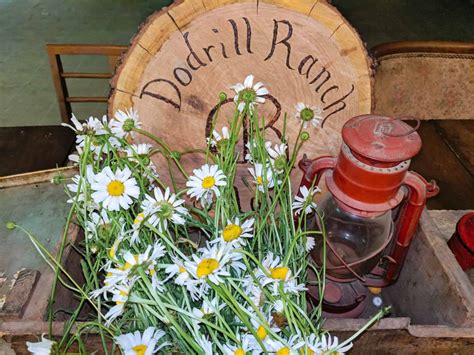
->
xmin=108 ymin=0 xmax=373 ymax=206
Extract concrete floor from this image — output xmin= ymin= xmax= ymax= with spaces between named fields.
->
xmin=0 ymin=0 xmax=472 ymax=127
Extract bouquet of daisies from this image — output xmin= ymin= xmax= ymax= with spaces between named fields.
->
xmin=18 ymin=75 xmax=386 ymax=354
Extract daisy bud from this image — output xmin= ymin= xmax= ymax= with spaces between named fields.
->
xmin=122 ymin=118 xmax=136 ymax=132
xmin=171 ymin=151 xmax=182 ymax=161
xmin=90 ymin=244 xmax=99 ymax=254
xmin=6 ymin=221 xmax=16 ymax=230
xmin=219 ymin=91 xmax=227 ymax=102
xmin=50 ymin=173 xmax=65 ymax=185
xmin=300 ymin=131 xmax=310 ymax=141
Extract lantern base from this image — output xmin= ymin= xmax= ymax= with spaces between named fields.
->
xmin=307 ymin=268 xmax=369 ymax=318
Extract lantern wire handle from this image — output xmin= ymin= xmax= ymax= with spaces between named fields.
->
xmin=382 ymin=117 xmax=421 ymax=137
xmin=325 ymin=240 xmax=367 ymax=282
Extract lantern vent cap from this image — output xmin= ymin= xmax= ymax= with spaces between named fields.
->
xmin=342 ymin=115 xmax=422 ymax=163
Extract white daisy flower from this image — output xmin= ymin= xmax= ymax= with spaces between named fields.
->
xmin=266 ymin=334 xmax=305 ymax=354
xmin=186 ymin=164 xmax=227 ymax=206
xmin=211 ymin=217 xmax=255 ymax=246
xmin=90 ymin=265 xmax=130 ymax=300
xmin=195 ymin=335 xmax=214 ymax=354
xmin=108 ymin=236 xmax=123 ymax=260
xmin=145 ymin=262 xmax=164 ymax=292
xmin=273 ymin=300 xmax=284 ymax=313
xmin=248 ymin=163 xmax=275 ymax=192
xmin=242 ymin=277 xmax=265 ymax=307
xmin=247 ymin=309 xmax=281 ymax=344
xmin=184 ymin=243 xmax=237 ymax=297
xmin=292 ymin=186 xmax=320 ymax=215
xmin=67 ymin=145 xmax=83 ymax=164
xmin=142 ymin=187 xmax=188 ymax=233
xmin=85 ymin=209 xmax=111 ymax=238
xmin=130 ymin=211 xmax=146 ymax=244
xmin=222 ymin=334 xmax=255 ymax=355
xmin=231 ymin=74 xmax=269 ymax=112
xmin=256 ymin=252 xmax=307 ymax=295
xmin=120 ymin=242 xmax=166 ymax=273
xmin=192 ymin=296 xmax=225 ymax=323
xmin=66 ymin=165 xmax=95 ymax=204
xmin=304 ymin=334 xmax=322 ymax=354
xmin=265 ymin=141 xmax=288 ymax=174
xmin=306 ymin=237 xmax=316 ymax=252
xmin=91 ymin=166 xmax=140 ymax=211
xmin=125 ymin=143 xmax=153 ymax=161
xmin=26 ymin=334 xmax=55 ymax=355
xmin=104 ymin=281 xmax=133 ymax=325
xmin=312 ymin=333 xmax=353 ymax=355
xmin=164 ymin=255 xmax=191 ymax=286
xmin=125 ymin=143 xmax=158 ymax=183
xmin=207 ymin=126 xmax=230 ymax=148
xmin=244 ymin=140 xmax=258 ymax=162
xmin=115 ymin=327 xmax=170 ymax=355
xmin=62 ymin=114 xmax=106 ymax=147
xmin=110 ymin=108 xmax=141 ymax=138
xmin=295 ymin=102 xmax=323 ymax=128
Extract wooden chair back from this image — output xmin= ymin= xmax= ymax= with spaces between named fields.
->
xmin=47 ymin=44 xmax=127 ymax=123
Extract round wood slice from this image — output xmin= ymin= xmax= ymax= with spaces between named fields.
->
xmin=109 ymin=0 xmax=373 ymax=208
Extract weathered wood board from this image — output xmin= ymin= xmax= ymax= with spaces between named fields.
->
xmin=109 ymin=0 xmax=372 ymax=205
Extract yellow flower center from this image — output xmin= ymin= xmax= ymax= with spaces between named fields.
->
xmin=116 ymin=290 xmax=128 ymax=305
xmin=300 ymin=349 xmax=315 ymax=355
xmin=109 ymin=240 xmax=120 ymax=258
xmin=256 ymin=325 xmax=267 ymax=340
xmin=202 ymin=176 xmax=216 ymax=189
xmin=149 ymin=267 xmax=156 ymax=276
xmin=270 ymin=266 xmax=289 ymax=280
xmin=134 ymin=212 xmax=145 ymax=225
xmin=196 ymin=258 xmax=220 ymax=278
xmin=277 ymin=347 xmax=290 ymax=355
xmin=107 ymin=180 xmax=125 ymax=196
xmin=178 ymin=266 xmax=186 ymax=273
xmin=256 ymin=176 xmax=264 ymax=185
xmin=222 ymin=224 xmax=243 ymax=242
xmin=123 ymin=255 xmax=139 ymax=270
xmin=132 ymin=344 xmax=147 ymax=355
xmin=234 ymin=348 xmax=245 ymax=355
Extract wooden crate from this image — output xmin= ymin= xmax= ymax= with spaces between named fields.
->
xmin=0 ymin=169 xmax=473 ymax=354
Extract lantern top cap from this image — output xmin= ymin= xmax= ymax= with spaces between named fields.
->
xmin=342 ymin=115 xmax=422 ymax=163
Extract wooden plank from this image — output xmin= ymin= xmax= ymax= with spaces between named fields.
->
xmin=0 ymin=166 xmax=77 ymax=188
xmin=0 ymin=270 xmax=39 ymax=321
xmin=61 ymin=72 xmax=112 ymax=79
xmin=0 ymin=126 xmax=75 ymax=177
xmin=372 ymin=41 xmax=474 ymax=58
xmin=46 ymin=44 xmax=127 ymax=56
xmin=384 ymin=211 xmax=474 ymax=327
xmin=66 ymin=96 xmax=108 ymax=103
xmin=434 ymin=120 xmax=474 ymax=177
xmin=47 ymin=51 xmax=71 ymax=123
xmin=410 ymin=121 xmax=474 ymax=210
xmin=2 ymin=321 xmax=473 ymax=354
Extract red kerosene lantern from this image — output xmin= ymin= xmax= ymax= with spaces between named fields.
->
xmin=299 ymin=115 xmax=439 ymax=317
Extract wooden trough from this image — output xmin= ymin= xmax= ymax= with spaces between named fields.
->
xmin=0 ymin=169 xmax=473 ymax=354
